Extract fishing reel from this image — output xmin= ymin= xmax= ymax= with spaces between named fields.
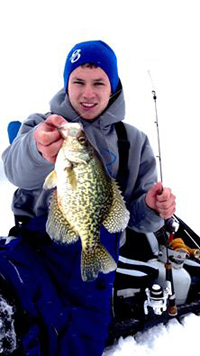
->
xmin=144 ymin=283 xmax=171 ymax=316
xmin=165 ymin=216 xmax=180 ymax=234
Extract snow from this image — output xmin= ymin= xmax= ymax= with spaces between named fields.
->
xmin=104 ymin=314 xmax=200 ymax=356
xmin=0 ymin=0 xmax=200 ymax=354
xmin=0 ymin=295 xmax=17 ymax=353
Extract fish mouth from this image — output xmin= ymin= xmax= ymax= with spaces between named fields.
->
xmin=57 ymin=122 xmax=84 ymax=138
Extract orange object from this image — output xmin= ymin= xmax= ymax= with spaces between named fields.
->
xmin=169 ymin=238 xmax=200 ymax=260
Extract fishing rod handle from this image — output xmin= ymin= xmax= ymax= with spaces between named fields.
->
xmin=165 ymin=261 xmax=178 ymax=316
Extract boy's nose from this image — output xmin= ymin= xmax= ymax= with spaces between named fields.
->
xmin=82 ymin=84 xmax=95 ymax=99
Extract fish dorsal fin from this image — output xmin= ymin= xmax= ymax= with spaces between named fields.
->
xmin=43 ymin=170 xmax=57 ymax=190
xmin=103 ymin=179 xmax=130 ymax=232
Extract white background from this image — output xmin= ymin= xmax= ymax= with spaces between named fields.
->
xmin=0 ymin=2 xmax=200 ymax=354
xmin=0 ymin=0 xmax=200 ymax=234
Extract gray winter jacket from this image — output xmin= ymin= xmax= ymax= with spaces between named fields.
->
xmin=2 ymin=88 xmax=164 ymax=233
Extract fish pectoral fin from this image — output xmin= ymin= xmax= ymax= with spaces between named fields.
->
xmin=64 ymin=166 xmax=77 ymax=189
xmin=43 ymin=170 xmax=57 ymax=190
xmin=46 ymin=190 xmax=79 ymax=243
xmin=103 ymin=179 xmax=130 ymax=233
xmin=81 ymin=244 xmax=117 ymax=282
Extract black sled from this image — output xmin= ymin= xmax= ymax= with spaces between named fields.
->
xmin=106 ymin=215 xmax=200 ymax=346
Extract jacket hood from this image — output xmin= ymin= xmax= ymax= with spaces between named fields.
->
xmin=49 ymin=86 xmax=126 ymax=128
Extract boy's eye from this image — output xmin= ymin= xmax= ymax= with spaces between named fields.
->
xmin=72 ymin=80 xmax=105 ymax=86
xmin=94 ymin=82 xmax=105 ymax=86
xmin=73 ymin=81 xmax=84 ymax=85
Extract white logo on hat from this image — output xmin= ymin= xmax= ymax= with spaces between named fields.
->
xmin=70 ymin=49 xmax=81 ymax=63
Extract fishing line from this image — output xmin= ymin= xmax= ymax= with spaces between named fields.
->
xmin=184 ymin=229 xmax=200 ymax=249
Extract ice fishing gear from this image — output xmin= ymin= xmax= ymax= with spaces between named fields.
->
xmin=144 ymin=219 xmax=179 ymax=316
xmin=183 ymin=230 xmax=200 ymax=259
xmin=144 ymin=224 xmax=178 ymax=316
xmin=144 ymin=283 xmax=170 ymax=315
xmin=148 ymin=73 xmax=178 ymax=316
xmin=165 ymin=216 xmax=180 ymax=235
xmin=152 ymin=90 xmax=163 ymax=183
xmin=148 ymin=71 xmax=163 ymax=183
xmin=165 ymin=254 xmax=178 ymax=315
xmin=159 ymin=201 xmax=178 ymax=315
xmin=144 ymin=219 xmax=180 ymax=316
xmin=170 ymin=238 xmax=200 ymax=260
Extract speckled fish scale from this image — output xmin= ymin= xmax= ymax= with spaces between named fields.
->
xmin=43 ymin=122 xmax=130 ymax=282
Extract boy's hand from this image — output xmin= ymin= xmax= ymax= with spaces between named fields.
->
xmin=145 ymin=182 xmax=176 ymax=219
xmin=33 ymin=115 xmax=67 ymax=164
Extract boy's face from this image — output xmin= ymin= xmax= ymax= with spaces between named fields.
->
xmin=68 ymin=65 xmax=112 ymax=120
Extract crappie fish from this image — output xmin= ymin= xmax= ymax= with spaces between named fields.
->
xmin=43 ymin=122 xmax=130 ymax=282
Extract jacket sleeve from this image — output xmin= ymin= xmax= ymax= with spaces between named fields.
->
xmin=127 ymin=131 xmax=164 ymax=233
xmin=2 ymin=114 xmax=54 ymax=190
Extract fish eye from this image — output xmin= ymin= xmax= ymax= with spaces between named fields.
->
xmin=78 ymin=136 xmax=87 ymax=145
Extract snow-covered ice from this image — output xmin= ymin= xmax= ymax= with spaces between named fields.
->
xmin=104 ymin=314 xmax=200 ymax=356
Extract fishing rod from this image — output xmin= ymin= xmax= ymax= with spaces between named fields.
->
xmin=148 ymin=73 xmax=200 ymax=251
xmin=184 ymin=229 xmax=200 ymax=250
xmin=148 ymin=71 xmax=178 ymax=317
xmin=149 ymin=80 xmax=200 ymax=248
xmin=147 ymin=71 xmax=163 ymax=184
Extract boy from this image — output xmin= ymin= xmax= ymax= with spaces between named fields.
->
xmin=1 ymin=40 xmax=175 ymax=355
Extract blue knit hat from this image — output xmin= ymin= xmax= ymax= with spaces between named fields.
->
xmin=63 ymin=40 xmax=119 ymax=94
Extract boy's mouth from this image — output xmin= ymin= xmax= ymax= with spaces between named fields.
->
xmin=81 ymin=102 xmax=97 ymax=109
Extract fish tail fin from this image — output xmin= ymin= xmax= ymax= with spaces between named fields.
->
xmin=81 ymin=244 xmax=117 ymax=282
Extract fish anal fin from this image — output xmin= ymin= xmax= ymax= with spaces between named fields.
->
xmin=103 ymin=179 xmax=130 ymax=233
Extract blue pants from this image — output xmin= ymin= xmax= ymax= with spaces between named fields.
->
xmin=0 ymin=217 xmax=119 ymax=356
